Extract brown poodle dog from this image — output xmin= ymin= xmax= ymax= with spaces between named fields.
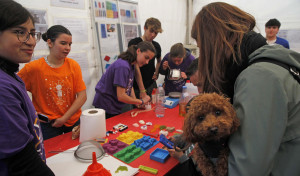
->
xmin=183 ymin=93 xmax=240 ymax=176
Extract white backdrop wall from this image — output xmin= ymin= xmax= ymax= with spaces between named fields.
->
xmin=192 ymin=0 xmax=300 ymax=51
xmin=137 ymin=0 xmax=188 ymax=85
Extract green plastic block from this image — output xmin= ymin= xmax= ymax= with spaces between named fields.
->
xmin=139 ymin=165 xmax=158 ymax=174
xmin=113 ymin=145 xmax=145 ymax=163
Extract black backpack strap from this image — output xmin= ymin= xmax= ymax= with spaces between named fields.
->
xmin=250 ymin=58 xmax=300 ymax=84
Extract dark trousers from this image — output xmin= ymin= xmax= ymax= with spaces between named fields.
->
xmin=41 ymin=120 xmax=80 ymax=140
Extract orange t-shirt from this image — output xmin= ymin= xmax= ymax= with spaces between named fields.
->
xmin=18 ymin=57 xmax=86 ymax=126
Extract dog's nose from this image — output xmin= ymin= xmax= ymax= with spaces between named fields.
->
xmin=210 ymin=127 xmax=218 ymax=134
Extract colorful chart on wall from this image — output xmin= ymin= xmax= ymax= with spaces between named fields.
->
xmin=93 ymin=0 xmax=140 ymax=73
xmin=96 ymin=22 xmax=120 ymax=71
xmin=94 ymin=0 xmax=118 ymax=22
xmin=119 ymin=1 xmax=139 ymax=23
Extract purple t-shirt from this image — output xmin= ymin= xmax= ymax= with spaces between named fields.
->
xmin=159 ymin=49 xmax=195 ymax=95
xmin=0 ymin=70 xmax=46 ymax=174
xmin=93 ymin=59 xmax=135 ymax=114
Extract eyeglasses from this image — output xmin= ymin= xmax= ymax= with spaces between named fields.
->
xmin=14 ymin=30 xmax=42 ymax=43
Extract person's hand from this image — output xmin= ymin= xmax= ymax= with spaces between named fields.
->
xmin=142 ymin=95 xmax=151 ymax=104
xmin=162 ymin=61 xmax=169 ymax=70
xmin=181 ymin=72 xmax=187 ymax=79
xmin=52 ymin=116 xmax=68 ymax=128
xmin=140 ymin=92 xmax=149 ymax=99
xmin=152 ymin=73 xmax=159 ymax=80
xmin=167 ymin=147 xmax=185 ymax=160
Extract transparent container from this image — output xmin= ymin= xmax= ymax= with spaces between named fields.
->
xmin=151 ymin=88 xmax=157 ymax=104
xmin=185 ymin=80 xmax=199 ymax=97
xmin=155 ymin=84 xmax=165 ymax=118
xmin=179 ymin=86 xmax=190 ymax=117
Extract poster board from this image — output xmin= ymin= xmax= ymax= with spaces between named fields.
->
xmin=92 ymin=0 xmax=141 ymax=73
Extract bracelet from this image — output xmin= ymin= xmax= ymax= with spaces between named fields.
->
xmin=140 ymin=89 xmax=147 ymax=93
xmin=140 ymin=99 xmax=144 ymax=105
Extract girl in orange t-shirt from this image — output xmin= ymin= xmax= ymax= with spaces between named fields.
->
xmin=18 ymin=25 xmax=87 ymax=140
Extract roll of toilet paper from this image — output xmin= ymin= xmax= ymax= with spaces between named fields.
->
xmin=79 ymin=108 xmax=106 ymax=143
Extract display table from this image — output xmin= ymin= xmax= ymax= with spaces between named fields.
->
xmin=45 ymin=105 xmax=185 ymax=176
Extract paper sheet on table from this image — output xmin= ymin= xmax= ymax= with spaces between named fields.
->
xmin=47 ymin=146 xmax=139 ymax=176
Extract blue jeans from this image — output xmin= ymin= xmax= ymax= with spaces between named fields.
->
xmin=41 ymin=120 xmax=80 ymax=140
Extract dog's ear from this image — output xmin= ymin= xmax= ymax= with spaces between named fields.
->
xmin=183 ymin=112 xmax=197 ymax=142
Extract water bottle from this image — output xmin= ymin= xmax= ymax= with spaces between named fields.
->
xmin=179 ymin=86 xmax=190 ymax=117
xmin=185 ymin=80 xmax=199 ymax=97
xmin=155 ymin=84 xmax=165 ymax=118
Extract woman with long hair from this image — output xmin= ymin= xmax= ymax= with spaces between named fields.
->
xmin=191 ymin=2 xmax=300 ymax=175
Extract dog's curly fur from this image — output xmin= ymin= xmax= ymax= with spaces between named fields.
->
xmin=183 ymin=93 xmax=240 ymax=176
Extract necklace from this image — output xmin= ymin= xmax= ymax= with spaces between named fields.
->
xmin=45 ymin=57 xmax=54 ymax=68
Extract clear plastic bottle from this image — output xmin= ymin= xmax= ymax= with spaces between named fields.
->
xmin=179 ymin=86 xmax=189 ymax=116
xmin=155 ymin=84 xmax=165 ymax=118
xmin=185 ymin=80 xmax=199 ymax=97
xmin=151 ymin=88 xmax=157 ymax=105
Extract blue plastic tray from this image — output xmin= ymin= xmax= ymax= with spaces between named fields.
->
xmin=132 ymin=136 xmax=159 ymax=151
xmin=163 ymin=97 xmax=179 ymax=109
xmin=150 ymin=148 xmax=170 ymax=163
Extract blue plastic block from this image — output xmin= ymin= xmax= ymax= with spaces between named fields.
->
xmin=132 ymin=136 xmax=159 ymax=151
xmin=163 ymin=97 xmax=179 ymax=109
xmin=150 ymin=148 xmax=170 ymax=163
xmin=159 ymin=134 xmax=174 ymax=149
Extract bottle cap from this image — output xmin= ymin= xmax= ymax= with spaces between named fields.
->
xmin=186 ymin=80 xmax=190 ymax=83
xmin=182 ymin=86 xmax=187 ymax=89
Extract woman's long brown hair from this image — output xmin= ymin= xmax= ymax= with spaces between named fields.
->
xmin=191 ymin=2 xmax=255 ymax=93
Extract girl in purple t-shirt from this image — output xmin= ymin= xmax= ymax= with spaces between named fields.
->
xmin=159 ymin=43 xmax=195 ymax=95
xmin=0 ymin=1 xmax=54 ymax=175
xmin=93 ymin=41 xmax=156 ymax=118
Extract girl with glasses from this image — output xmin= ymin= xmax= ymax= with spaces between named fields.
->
xmin=18 ymin=25 xmax=87 ymax=140
xmin=0 ymin=0 xmax=54 ymax=175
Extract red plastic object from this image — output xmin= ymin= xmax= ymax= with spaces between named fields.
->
xmin=83 ymin=152 xmax=112 ymax=176
xmin=104 ymin=56 xmax=110 ymax=62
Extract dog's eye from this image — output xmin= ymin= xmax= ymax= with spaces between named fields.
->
xmin=215 ymin=110 xmax=221 ymax=116
xmin=198 ymin=115 xmax=205 ymax=121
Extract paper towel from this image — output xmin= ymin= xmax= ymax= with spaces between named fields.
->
xmin=80 ymin=108 xmax=106 ymax=143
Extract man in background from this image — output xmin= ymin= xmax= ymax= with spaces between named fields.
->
xmin=265 ymin=18 xmax=290 ymax=49
xmin=128 ymin=17 xmax=163 ymax=100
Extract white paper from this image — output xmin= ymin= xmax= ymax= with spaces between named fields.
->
xmin=54 ymin=18 xmax=88 ymax=43
xmin=51 ymin=0 xmax=85 ymax=9
xmin=47 ymin=146 xmax=139 ymax=176
xmin=123 ymin=24 xmax=138 ymax=50
xmin=68 ymin=52 xmax=91 ymax=85
xmin=28 ymin=9 xmax=48 ymax=50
